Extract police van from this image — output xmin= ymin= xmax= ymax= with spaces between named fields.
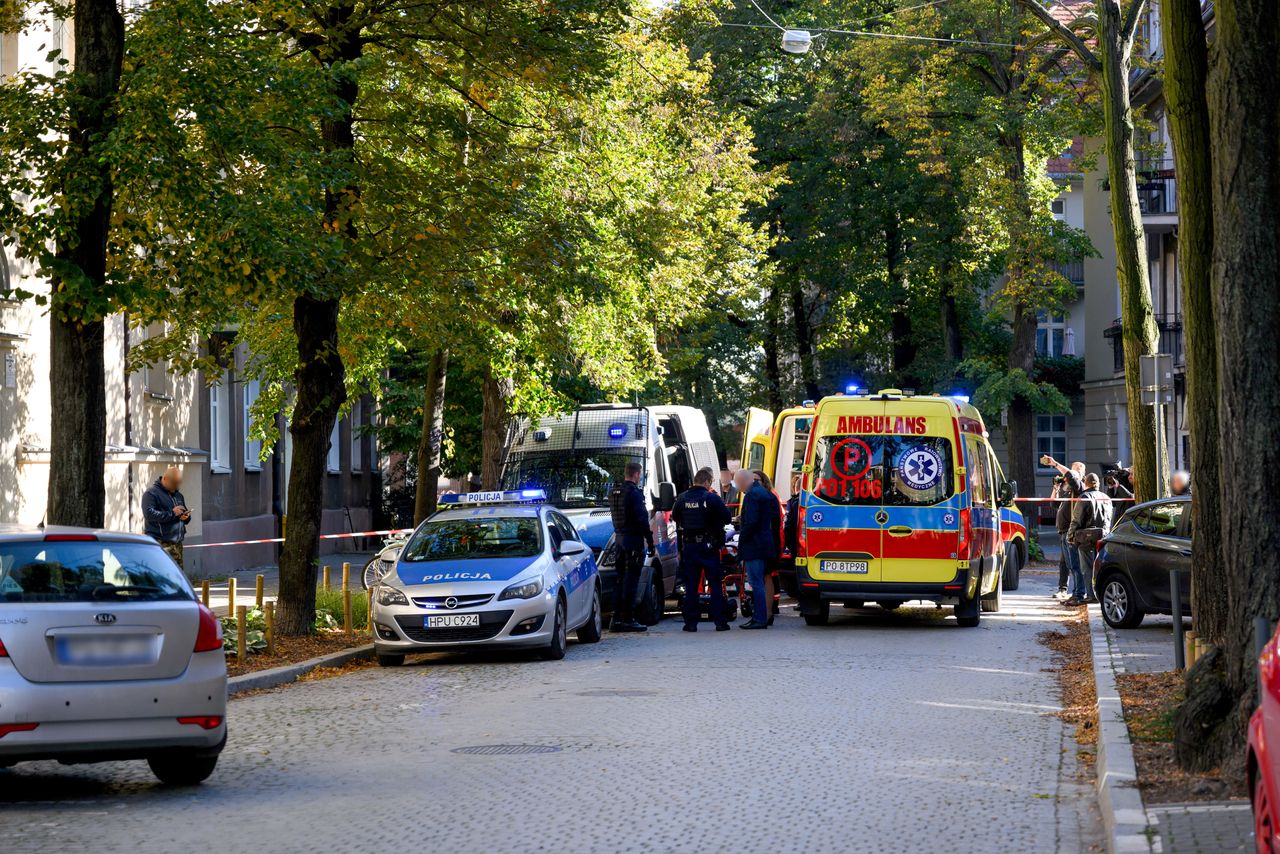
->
xmin=501 ymin=404 xmax=720 ymax=612
xmin=796 ymin=390 xmax=1020 ymax=627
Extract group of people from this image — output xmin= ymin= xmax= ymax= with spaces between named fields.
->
xmin=607 ymin=462 xmax=784 ymax=634
xmin=1043 ymin=454 xmax=1191 ymax=607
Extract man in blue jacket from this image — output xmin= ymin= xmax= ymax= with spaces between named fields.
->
xmin=733 ymin=469 xmax=781 ymax=629
xmin=142 ymin=466 xmax=192 ymax=569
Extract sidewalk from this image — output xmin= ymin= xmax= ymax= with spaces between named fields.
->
xmin=1097 ymin=611 xmax=1253 ymax=852
xmin=201 ymin=552 xmax=373 ymax=617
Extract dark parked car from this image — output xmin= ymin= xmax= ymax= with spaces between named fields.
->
xmin=1092 ymin=495 xmax=1192 ymax=629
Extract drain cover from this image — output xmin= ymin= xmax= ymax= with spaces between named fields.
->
xmin=451 ymin=744 xmax=562 ymax=756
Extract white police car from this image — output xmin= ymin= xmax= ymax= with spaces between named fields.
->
xmin=369 ymin=491 xmax=603 ymax=665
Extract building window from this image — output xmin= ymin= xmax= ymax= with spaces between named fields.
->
xmin=1035 ymin=311 xmax=1068 ymax=357
xmin=351 ymin=399 xmax=363 ymax=472
xmin=327 ymin=416 xmax=341 ymax=473
xmin=142 ymin=322 xmax=172 ymax=401
xmin=1050 ymin=198 xmax=1065 ymax=219
xmin=243 ymin=378 xmax=262 ymax=471
xmin=210 ymin=371 xmax=231 ymax=473
xmin=1036 ymin=415 xmax=1067 ymax=471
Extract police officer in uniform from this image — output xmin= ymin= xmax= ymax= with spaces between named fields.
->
xmin=672 ymin=467 xmax=732 ymax=633
xmin=609 ymin=460 xmax=654 ymax=632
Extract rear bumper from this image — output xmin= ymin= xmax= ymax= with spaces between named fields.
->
xmin=795 ymin=564 xmax=976 ymax=607
xmin=0 ymin=651 xmax=227 ymax=763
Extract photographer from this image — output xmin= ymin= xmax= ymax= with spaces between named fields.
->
xmin=1042 ymin=456 xmax=1085 ymax=602
xmin=1106 ymin=462 xmax=1134 ymax=501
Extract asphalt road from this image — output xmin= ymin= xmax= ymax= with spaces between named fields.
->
xmin=0 ymin=569 xmax=1099 ymax=853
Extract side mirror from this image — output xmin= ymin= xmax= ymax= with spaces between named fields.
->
xmin=998 ymin=481 xmax=1017 ymax=507
xmin=555 ymin=540 xmax=588 ymax=558
xmin=656 ymin=481 xmax=677 ymax=512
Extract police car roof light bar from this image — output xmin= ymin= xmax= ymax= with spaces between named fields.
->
xmin=439 ymin=489 xmax=548 ymax=506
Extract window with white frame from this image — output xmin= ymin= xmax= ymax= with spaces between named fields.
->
xmin=1036 ymin=415 xmax=1067 ymax=471
xmin=210 ymin=371 xmax=231 ymax=473
xmin=351 ymin=399 xmax=363 ymax=472
xmin=327 ymin=416 xmax=341 ymax=473
xmin=142 ymin=322 xmax=172 ymax=400
xmin=1035 ymin=311 xmax=1068 ymax=357
xmin=243 ymin=378 xmax=262 ymax=470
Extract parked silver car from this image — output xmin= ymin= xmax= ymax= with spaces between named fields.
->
xmin=0 ymin=527 xmax=227 ymax=784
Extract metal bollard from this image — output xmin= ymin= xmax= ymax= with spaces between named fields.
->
xmin=255 ymin=574 xmax=264 ymax=609
xmin=264 ymin=601 xmax=275 ymax=656
xmin=201 ymin=580 xmax=210 ymax=608
xmin=322 ymin=565 xmax=330 ymax=591
xmin=227 ymin=576 xmax=236 ymax=619
xmin=236 ymin=605 xmax=247 ymax=662
xmin=342 ymin=562 xmax=350 ymax=592
xmin=344 ymin=589 xmax=353 ymax=636
xmin=1171 ymin=569 xmax=1185 ymax=670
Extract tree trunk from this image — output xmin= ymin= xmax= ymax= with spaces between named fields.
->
xmin=764 ymin=284 xmax=783 ymax=412
xmin=940 ymin=264 xmax=965 ymax=366
xmin=480 ymin=365 xmax=514 ymax=490
xmin=1160 ymin=0 xmax=1227 ymax=773
xmin=1099 ymin=0 xmax=1167 ymax=503
xmin=276 ymin=9 xmax=359 ymax=636
xmin=790 ymin=278 xmax=820 ymax=400
xmin=413 ymin=349 xmax=449 ymax=524
xmin=1006 ymin=303 xmax=1039 ymax=515
xmin=885 ymin=216 xmax=918 ymax=387
xmin=1175 ymin=0 xmax=1280 ymax=774
xmin=46 ymin=0 xmax=124 ymax=527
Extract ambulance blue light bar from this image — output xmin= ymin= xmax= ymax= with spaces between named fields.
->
xmin=439 ymin=489 xmax=547 ymax=505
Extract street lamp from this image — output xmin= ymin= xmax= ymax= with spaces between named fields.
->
xmin=781 ymin=29 xmax=813 ymax=53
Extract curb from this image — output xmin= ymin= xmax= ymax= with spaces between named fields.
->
xmin=1085 ymin=602 xmax=1155 ymax=853
xmin=228 ymin=644 xmax=376 ymax=696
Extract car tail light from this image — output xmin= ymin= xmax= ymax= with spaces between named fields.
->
xmin=177 ymin=716 xmax=223 ymax=730
xmin=44 ymin=533 xmax=97 ymax=541
xmin=0 ymin=723 xmax=39 ymax=738
xmin=957 ymin=509 xmax=972 ymax=560
xmin=796 ymin=506 xmax=807 ymax=552
xmin=0 ymin=637 xmax=7 ymax=657
xmin=193 ymin=603 xmax=223 ymax=653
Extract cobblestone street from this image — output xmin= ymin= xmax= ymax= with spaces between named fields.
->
xmin=0 ymin=572 xmax=1099 ymax=853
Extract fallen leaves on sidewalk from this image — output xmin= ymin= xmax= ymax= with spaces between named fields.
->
xmin=1117 ymin=670 xmax=1247 ymax=803
xmin=225 ymin=632 xmax=369 ymax=679
xmin=1040 ymin=611 xmax=1098 ymax=753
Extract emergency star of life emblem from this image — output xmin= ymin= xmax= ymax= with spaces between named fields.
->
xmin=900 ymin=445 xmax=943 ymax=491
xmin=809 ymin=510 xmax=823 ymax=525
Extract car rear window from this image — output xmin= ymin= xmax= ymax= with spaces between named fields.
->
xmin=810 ymin=435 xmax=955 ymax=507
xmin=0 ymin=541 xmax=195 ymax=603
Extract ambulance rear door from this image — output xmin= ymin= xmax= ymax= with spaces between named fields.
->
xmin=771 ymin=409 xmax=814 ymax=504
xmin=739 ymin=407 xmax=774 ymax=475
xmin=802 ymin=400 xmax=886 ymax=583
xmin=878 ymin=406 xmax=964 ymax=584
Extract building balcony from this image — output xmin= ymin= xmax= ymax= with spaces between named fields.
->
xmin=1137 ymin=158 xmax=1178 ymax=223
xmin=1103 ymin=314 xmax=1185 ymax=374
xmin=1049 ymin=256 xmax=1085 ymax=291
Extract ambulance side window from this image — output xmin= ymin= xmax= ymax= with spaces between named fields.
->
xmin=965 ymin=437 xmax=993 ymax=507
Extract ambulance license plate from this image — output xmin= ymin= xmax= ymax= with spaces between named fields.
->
xmin=426 ymin=614 xmax=480 ymax=629
xmin=821 ymin=560 xmax=869 ymax=575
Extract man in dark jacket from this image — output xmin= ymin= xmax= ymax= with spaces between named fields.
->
xmin=609 ymin=461 xmax=654 ymax=633
xmin=1065 ymin=473 xmax=1113 ymax=606
xmin=733 ymin=468 xmax=781 ymax=629
xmin=142 ymin=466 xmax=191 ymax=568
xmin=672 ymin=467 xmax=732 ymax=632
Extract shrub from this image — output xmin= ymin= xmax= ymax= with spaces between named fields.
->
xmin=314 ymin=586 xmax=370 ymax=631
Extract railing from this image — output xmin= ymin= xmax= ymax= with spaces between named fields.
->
xmin=1103 ymin=313 xmax=1185 ymax=373
xmin=1049 ymin=256 xmax=1085 ymax=286
xmin=1137 ymin=157 xmax=1177 ymax=216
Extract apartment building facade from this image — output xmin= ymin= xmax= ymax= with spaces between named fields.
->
xmin=1 ymin=21 xmax=379 ymax=575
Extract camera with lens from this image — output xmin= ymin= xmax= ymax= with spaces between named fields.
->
xmin=1052 ymin=475 xmax=1066 ymax=486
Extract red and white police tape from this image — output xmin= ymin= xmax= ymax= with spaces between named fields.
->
xmin=183 ymin=528 xmax=414 ymax=550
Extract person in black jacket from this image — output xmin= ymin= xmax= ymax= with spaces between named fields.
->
xmin=672 ymin=467 xmax=732 ymax=632
xmin=609 ymin=461 xmax=654 ymax=633
xmin=733 ymin=468 xmax=781 ymax=629
xmin=142 ymin=466 xmax=191 ymax=569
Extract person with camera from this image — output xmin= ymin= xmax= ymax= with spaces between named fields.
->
xmin=1042 ymin=456 xmax=1085 ymax=601
xmin=1065 ymin=473 xmax=1113 ymax=606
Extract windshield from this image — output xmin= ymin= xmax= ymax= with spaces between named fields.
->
xmin=810 ymin=435 xmax=955 ymax=507
xmin=0 ymin=541 xmax=195 ymax=603
xmin=401 ymin=517 xmax=543 ymax=562
xmin=502 ymin=450 xmax=644 ymax=508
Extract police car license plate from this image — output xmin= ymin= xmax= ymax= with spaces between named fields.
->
xmin=426 ymin=614 xmax=480 ymax=629
xmin=820 ymin=560 xmax=869 ymax=575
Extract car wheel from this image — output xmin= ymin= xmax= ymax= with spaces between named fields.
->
xmin=542 ymin=597 xmax=567 ymax=661
xmin=1100 ymin=573 xmax=1145 ymax=629
xmin=577 ymin=585 xmax=603 ymax=644
xmin=1001 ymin=543 xmax=1021 ymax=591
xmin=377 ymin=653 xmax=405 ymax=668
xmin=1254 ymin=772 xmax=1274 ymax=854
xmin=803 ymin=601 xmax=830 ymax=626
xmin=362 ymin=556 xmax=384 ymax=590
xmin=148 ymin=753 xmax=219 ymax=786
xmin=981 ymin=575 xmax=1002 ymax=613
xmin=641 ymin=573 xmax=664 ymax=626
